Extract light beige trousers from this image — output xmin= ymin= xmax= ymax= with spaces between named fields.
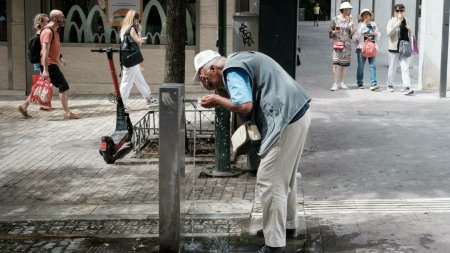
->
xmin=257 ymin=110 xmax=311 ymax=247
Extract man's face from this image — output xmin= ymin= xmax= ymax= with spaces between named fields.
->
xmin=199 ymin=65 xmax=223 ymax=91
xmin=54 ymin=14 xmax=65 ymax=27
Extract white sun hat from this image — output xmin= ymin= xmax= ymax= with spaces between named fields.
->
xmin=193 ymin=50 xmax=221 ymax=82
xmin=358 ymin=8 xmax=374 ymax=21
xmin=339 ymin=1 xmax=353 ymax=10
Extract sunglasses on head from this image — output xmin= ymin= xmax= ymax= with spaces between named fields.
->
xmin=395 ymin=9 xmax=404 ymax=13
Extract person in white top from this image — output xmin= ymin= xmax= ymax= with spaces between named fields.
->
xmin=386 ymin=4 xmax=414 ymax=95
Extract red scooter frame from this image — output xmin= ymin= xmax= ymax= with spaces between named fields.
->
xmin=91 ymin=47 xmax=133 ymax=164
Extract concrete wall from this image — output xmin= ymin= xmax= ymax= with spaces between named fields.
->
xmin=198 ymin=0 xmax=235 ymax=54
xmin=10 ymin=0 xmax=26 ymax=91
xmin=0 ymin=45 xmax=7 ymax=90
xmin=418 ymin=0 xmax=450 ymax=90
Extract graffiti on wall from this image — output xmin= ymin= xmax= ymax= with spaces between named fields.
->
xmin=239 ymin=23 xmax=254 ymax=47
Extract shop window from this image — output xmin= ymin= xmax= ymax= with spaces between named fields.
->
xmin=46 ymin=0 xmax=196 ymax=45
xmin=0 ymin=0 xmax=6 ymax=42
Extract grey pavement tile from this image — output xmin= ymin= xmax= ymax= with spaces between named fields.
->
xmin=24 ymin=204 xmax=99 ymax=218
xmin=91 ymin=203 xmax=159 ymax=216
xmin=186 ymin=200 xmax=253 ymax=216
xmin=0 ymin=205 xmax=32 ymax=219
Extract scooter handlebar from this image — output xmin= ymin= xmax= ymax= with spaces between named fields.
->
xmin=90 ymin=47 xmax=133 ymax=53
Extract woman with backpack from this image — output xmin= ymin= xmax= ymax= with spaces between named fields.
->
xmin=18 ymin=13 xmax=50 ymax=118
xmin=354 ymin=9 xmax=380 ymax=91
xmin=119 ymin=9 xmax=158 ymax=109
xmin=386 ymin=4 xmax=414 ymax=95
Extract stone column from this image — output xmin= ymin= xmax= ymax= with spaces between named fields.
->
xmin=418 ymin=0 xmax=450 ymax=90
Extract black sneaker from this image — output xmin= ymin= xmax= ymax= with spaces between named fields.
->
xmin=257 ymin=245 xmax=286 ymax=253
xmin=357 ymin=84 xmax=365 ymax=89
xmin=256 ymin=229 xmax=297 ymax=239
xmin=404 ymin=87 xmax=415 ymax=96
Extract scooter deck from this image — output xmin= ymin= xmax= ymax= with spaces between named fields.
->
xmin=111 ymin=130 xmax=130 ymax=144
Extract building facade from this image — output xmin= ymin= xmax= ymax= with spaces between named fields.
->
xmin=0 ymin=0 xmax=241 ymax=94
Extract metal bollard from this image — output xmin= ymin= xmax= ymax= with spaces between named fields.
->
xmin=159 ymin=84 xmax=185 ymax=253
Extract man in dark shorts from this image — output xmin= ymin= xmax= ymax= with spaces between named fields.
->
xmin=19 ymin=9 xmax=79 ymax=119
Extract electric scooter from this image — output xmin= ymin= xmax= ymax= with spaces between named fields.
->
xmin=91 ymin=47 xmax=133 ymax=164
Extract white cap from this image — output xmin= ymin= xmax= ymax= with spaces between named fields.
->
xmin=339 ymin=1 xmax=353 ymax=9
xmin=193 ymin=50 xmax=221 ymax=82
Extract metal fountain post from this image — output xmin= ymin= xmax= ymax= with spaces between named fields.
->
xmin=203 ymin=0 xmax=241 ymax=177
xmin=159 ymin=84 xmax=185 ymax=253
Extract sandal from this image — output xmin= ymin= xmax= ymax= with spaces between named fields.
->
xmin=63 ymin=112 xmax=80 ymax=119
xmin=18 ymin=105 xmax=32 ymax=119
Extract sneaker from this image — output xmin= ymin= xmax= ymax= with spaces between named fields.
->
xmin=330 ymin=82 xmax=338 ymax=91
xmin=339 ymin=82 xmax=348 ymax=89
xmin=146 ymin=97 xmax=159 ymax=107
xmin=370 ymin=85 xmax=380 ymax=91
xmin=387 ymin=85 xmax=394 ymax=92
xmin=404 ymin=87 xmax=415 ymax=96
xmin=257 ymin=245 xmax=286 ymax=253
xmin=357 ymin=84 xmax=365 ymax=89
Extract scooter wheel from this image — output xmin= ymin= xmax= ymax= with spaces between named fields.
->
xmin=100 ymin=136 xmax=115 ymax=164
xmin=101 ymin=151 xmax=114 ymax=164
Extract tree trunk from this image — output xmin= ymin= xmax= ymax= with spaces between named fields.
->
xmin=164 ymin=0 xmax=187 ymax=84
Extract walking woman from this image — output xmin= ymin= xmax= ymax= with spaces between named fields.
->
xmin=18 ymin=13 xmax=50 ymax=118
xmin=329 ymin=1 xmax=355 ymax=91
xmin=386 ymin=4 xmax=414 ymax=95
xmin=354 ymin=9 xmax=380 ymax=91
xmin=119 ymin=9 xmax=158 ymax=108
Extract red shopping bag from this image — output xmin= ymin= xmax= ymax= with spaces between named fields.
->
xmin=29 ymin=75 xmax=53 ymax=108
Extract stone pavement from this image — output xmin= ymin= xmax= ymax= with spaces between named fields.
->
xmin=295 ymin=21 xmax=450 ymax=253
xmin=1 ymin=20 xmax=450 ymax=252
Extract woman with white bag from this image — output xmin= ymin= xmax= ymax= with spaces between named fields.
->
xmin=386 ymin=3 xmax=414 ymax=95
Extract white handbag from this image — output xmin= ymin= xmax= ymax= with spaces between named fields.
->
xmin=231 ymin=121 xmax=261 ymax=154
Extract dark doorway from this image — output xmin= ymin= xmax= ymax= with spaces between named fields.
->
xmin=299 ymin=0 xmax=331 ymax=21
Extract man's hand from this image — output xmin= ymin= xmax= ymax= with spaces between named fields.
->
xmin=200 ymin=94 xmax=220 ymax=108
xmin=60 ymin=57 xmax=67 ymax=67
xmin=199 ymin=74 xmax=211 ymax=90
